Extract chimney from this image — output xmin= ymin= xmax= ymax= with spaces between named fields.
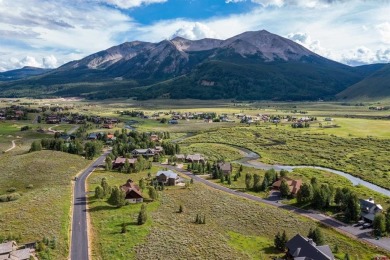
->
xmin=308 ymin=239 xmax=315 ymax=246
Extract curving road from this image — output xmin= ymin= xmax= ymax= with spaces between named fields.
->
xmin=158 ymin=163 xmax=390 ymax=253
xmin=70 ymin=150 xmax=111 ymax=260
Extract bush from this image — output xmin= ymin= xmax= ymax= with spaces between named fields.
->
xmin=7 ymin=187 xmax=17 ymax=192
xmin=0 ymin=193 xmax=21 ymax=202
xmin=26 ymin=184 xmax=34 ymax=189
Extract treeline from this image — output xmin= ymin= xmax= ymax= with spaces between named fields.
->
xmin=30 ymin=138 xmax=102 ymax=159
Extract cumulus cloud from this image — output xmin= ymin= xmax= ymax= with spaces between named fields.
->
xmin=102 ymin=0 xmax=167 ymax=9
xmin=376 ymin=22 xmax=390 ymax=44
xmin=10 ymin=56 xmax=42 ymax=68
xmin=171 ymin=22 xmax=219 ymax=40
xmin=42 ymin=55 xmax=58 ymax=68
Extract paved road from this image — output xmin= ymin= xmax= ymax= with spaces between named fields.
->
xmin=159 ymin=163 xmax=390 ymax=253
xmin=70 ymin=150 xmax=110 ymax=260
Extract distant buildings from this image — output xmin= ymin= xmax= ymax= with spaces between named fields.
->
xmin=360 ymin=198 xmax=383 ymax=223
xmin=0 ymin=240 xmax=36 ymax=260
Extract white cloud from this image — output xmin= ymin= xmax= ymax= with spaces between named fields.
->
xmin=171 ymin=22 xmax=219 ymax=40
xmin=10 ymin=56 xmax=42 ymax=68
xmin=376 ymin=22 xmax=390 ymax=44
xmin=42 ymin=55 xmax=58 ymax=68
xmin=102 ymin=0 xmax=167 ymax=9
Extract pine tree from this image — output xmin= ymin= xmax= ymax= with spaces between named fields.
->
xmin=108 ymin=186 xmax=125 ymax=207
xmin=245 ymin=173 xmax=252 ymax=190
xmin=101 ymin=178 xmax=111 ymax=197
xmin=308 ymin=227 xmax=324 ymax=246
xmin=279 ymin=179 xmax=290 ymax=198
xmin=148 ymin=186 xmax=158 ymax=200
xmin=373 ymin=213 xmax=386 ymax=236
xmin=95 ymin=186 xmax=104 ymax=199
xmin=137 ymin=204 xmax=147 ymax=225
xmin=252 ymin=173 xmax=261 ymax=192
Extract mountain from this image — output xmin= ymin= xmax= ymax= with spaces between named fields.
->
xmin=0 ymin=30 xmax=383 ymax=100
xmin=337 ymin=63 xmax=390 ymax=100
xmin=0 ymin=66 xmax=51 ymax=81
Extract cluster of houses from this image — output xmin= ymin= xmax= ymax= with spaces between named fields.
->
xmin=0 ymin=106 xmax=27 ymax=121
xmin=0 ymin=241 xmax=36 ymax=260
xmin=45 ymin=113 xmax=119 ymax=126
xmin=174 ymin=154 xmax=206 ymax=164
xmin=119 ymin=170 xmax=181 ymax=203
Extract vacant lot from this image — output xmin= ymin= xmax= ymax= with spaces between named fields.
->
xmin=0 ymin=150 xmax=91 ymax=259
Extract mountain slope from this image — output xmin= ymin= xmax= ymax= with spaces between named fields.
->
xmin=0 ymin=66 xmax=51 ymax=81
xmin=0 ymin=30 xmax=379 ymax=100
xmin=337 ymin=64 xmax=390 ymax=100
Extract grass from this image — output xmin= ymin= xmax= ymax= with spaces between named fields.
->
xmin=183 ymin=126 xmax=390 ymax=190
xmin=0 ymin=150 xmax=91 ymax=259
xmin=88 ymin=168 xmax=387 ymax=259
xmin=180 ymin=143 xmax=243 ymax=162
xmin=87 ymin=167 xmax=162 ymax=260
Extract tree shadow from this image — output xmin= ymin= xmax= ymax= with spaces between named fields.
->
xmin=86 ymin=205 xmax=117 ymax=212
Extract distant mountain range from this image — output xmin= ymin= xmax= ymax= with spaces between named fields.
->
xmin=0 ymin=66 xmax=51 ymax=81
xmin=0 ymin=30 xmax=388 ymax=100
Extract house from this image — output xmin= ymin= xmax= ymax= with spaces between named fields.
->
xmin=102 ymin=123 xmax=113 ymax=129
xmin=168 ymin=119 xmax=178 ymax=124
xmin=285 ymin=234 xmax=335 ymax=260
xmin=112 ymin=157 xmax=137 ymax=169
xmin=174 ymin=154 xmax=186 ymax=162
xmin=87 ymin=133 xmax=98 ymax=140
xmin=156 ymin=170 xmax=178 ymax=186
xmin=132 ymin=148 xmax=155 ymax=157
xmin=186 ymin=154 xmax=205 ymax=164
xmin=360 ymin=198 xmax=383 ymax=223
xmin=154 ymin=146 xmax=164 ymax=154
xmin=0 ymin=241 xmax=35 ymax=260
xmin=120 ymin=179 xmax=143 ymax=203
xmin=272 ymin=177 xmax=302 ymax=196
xmin=217 ymin=162 xmax=232 ymax=176
xmin=150 ymin=134 xmax=159 ymax=142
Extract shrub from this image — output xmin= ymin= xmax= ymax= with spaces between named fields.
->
xmin=0 ymin=193 xmax=21 ymax=202
xmin=7 ymin=187 xmax=16 ymax=192
xmin=26 ymin=184 xmax=34 ymax=189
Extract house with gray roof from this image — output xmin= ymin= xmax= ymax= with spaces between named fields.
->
xmin=0 ymin=241 xmax=35 ymax=260
xmin=156 ymin=170 xmax=178 ymax=186
xmin=285 ymin=234 xmax=335 ymax=260
xmin=360 ymin=198 xmax=383 ymax=223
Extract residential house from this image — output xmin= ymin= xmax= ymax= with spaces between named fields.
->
xmin=120 ymin=179 xmax=143 ymax=203
xmin=174 ymin=154 xmax=186 ymax=162
xmin=272 ymin=177 xmax=302 ymax=196
xmin=150 ymin=134 xmax=160 ymax=142
xmin=132 ymin=148 xmax=155 ymax=157
xmin=0 ymin=241 xmax=35 ymax=260
xmin=217 ymin=162 xmax=232 ymax=176
xmin=102 ymin=123 xmax=113 ymax=129
xmin=285 ymin=234 xmax=335 ymax=260
xmin=186 ymin=154 xmax=205 ymax=164
xmin=360 ymin=198 xmax=383 ymax=223
xmin=154 ymin=146 xmax=164 ymax=154
xmin=87 ymin=133 xmax=98 ymax=140
xmin=156 ymin=170 xmax=178 ymax=186
xmin=112 ymin=157 xmax=137 ymax=169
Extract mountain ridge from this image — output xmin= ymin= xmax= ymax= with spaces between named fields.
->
xmin=0 ymin=29 xmax=387 ymax=100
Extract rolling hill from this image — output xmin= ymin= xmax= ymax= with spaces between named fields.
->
xmin=0 ymin=30 xmax=387 ymax=100
xmin=0 ymin=66 xmax=51 ymax=81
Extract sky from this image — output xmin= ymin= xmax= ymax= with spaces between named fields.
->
xmin=0 ymin=0 xmax=390 ymax=71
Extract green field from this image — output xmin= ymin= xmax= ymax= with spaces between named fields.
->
xmin=0 ymin=150 xmax=91 ymax=259
xmin=183 ymin=126 xmax=390 ymax=190
xmin=88 ymin=168 xmax=386 ymax=259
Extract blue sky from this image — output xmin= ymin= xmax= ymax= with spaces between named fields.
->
xmin=0 ymin=0 xmax=389 ymax=71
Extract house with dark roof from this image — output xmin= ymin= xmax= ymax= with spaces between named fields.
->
xmin=217 ymin=162 xmax=232 ymax=176
xmin=156 ymin=170 xmax=178 ymax=186
xmin=272 ymin=177 xmax=302 ymax=196
xmin=285 ymin=234 xmax=335 ymax=260
xmin=132 ymin=148 xmax=155 ymax=157
xmin=120 ymin=179 xmax=143 ymax=203
xmin=112 ymin=157 xmax=137 ymax=169
xmin=360 ymin=198 xmax=383 ymax=223
xmin=186 ymin=154 xmax=205 ymax=163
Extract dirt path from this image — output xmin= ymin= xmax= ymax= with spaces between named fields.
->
xmin=4 ymin=140 xmax=16 ymax=152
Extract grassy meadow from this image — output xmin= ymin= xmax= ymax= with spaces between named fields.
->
xmin=183 ymin=126 xmax=390 ymax=190
xmin=0 ymin=150 xmax=91 ymax=259
xmin=87 ymin=167 xmax=387 ymax=259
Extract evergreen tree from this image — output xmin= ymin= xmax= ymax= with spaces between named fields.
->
xmin=252 ymin=173 xmax=261 ymax=192
xmin=101 ymin=178 xmax=111 ymax=197
xmin=137 ymin=204 xmax=147 ymax=225
xmin=139 ymin=178 xmax=146 ymax=191
xmin=279 ymin=179 xmax=290 ymax=198
xmin=105 ymin=157 xmax=112 ymax=171
xmin=108 ymin=186 xmax=126 ymax=207
xmin=344 ymin=253 xmax=350 ymax=260
xmin=30 ymin=140 xmax=42 ymax=152
xmin=148 ymin=186 xmax=158 ymax=200
xmin=373 ymin=213 xmax=386 ymax=237
xmin=94 ymin=186 xmax=104 ymax=199
xmin=297 ymin=182 xmax=313 ymax=203
xmin=245 ymin=173 xmax=252 ymax=190
xmin=386 ymin=207 xmax=390 ymax=232
xmin=308 ymin=227 xmax=324 ymax=246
